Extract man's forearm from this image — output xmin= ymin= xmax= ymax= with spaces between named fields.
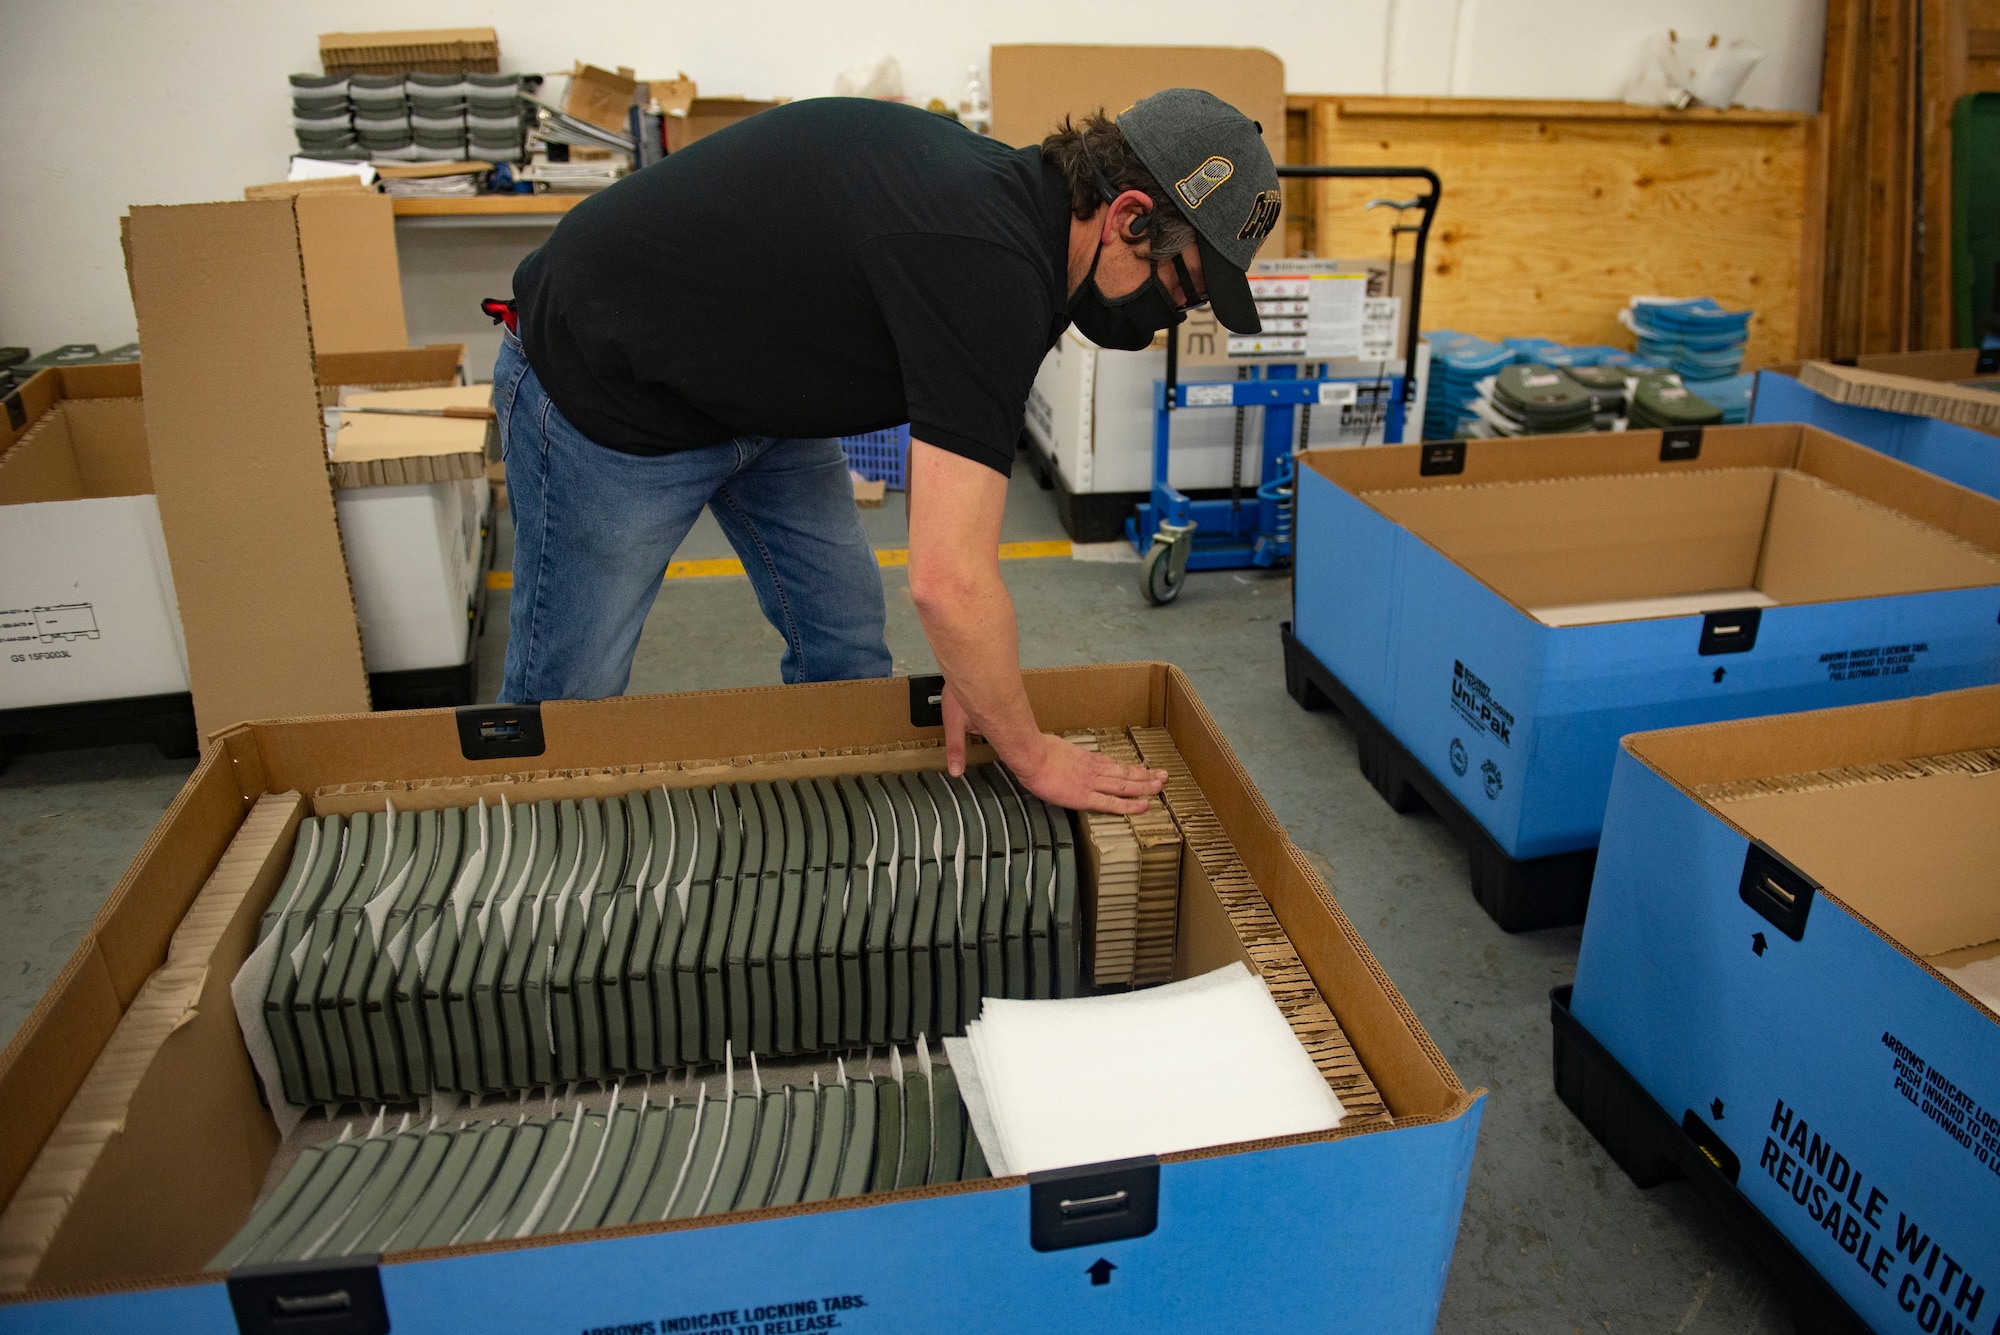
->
xmin=910 ymin=560 xmax=1043 ymax=763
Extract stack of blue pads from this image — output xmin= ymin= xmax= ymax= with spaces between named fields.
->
xmin=1622 ymin=298 xmax=1752 ymax=379
xmin=1421 ymin=328 xmax=1754 ymax=439
xmin=1423 ymin=331 xmax=1515 ymax=440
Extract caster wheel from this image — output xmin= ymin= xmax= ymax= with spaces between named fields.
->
xmin=1140 ymin=541 xmax=1184 ymax=605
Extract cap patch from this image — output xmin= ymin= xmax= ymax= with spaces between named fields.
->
xmin=1237 ymin=189 xmax=1281 ymax=242
xmin=1175 ymin=156 xmax=1234 ymax=210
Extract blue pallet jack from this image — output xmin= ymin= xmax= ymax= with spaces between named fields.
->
xmin=1131 ymin=165 xmax=1441 ymax=604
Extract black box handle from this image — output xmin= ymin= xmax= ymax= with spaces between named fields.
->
xmin=1420 ymin=440 xmax=1466 ymax=476
xmin=229 ymin=1257 xmax=388 ymax=1335
xmin=1739 ymin=840 xmax=1816 ymax=941
xmin=1698 ymin=607 xmax=1761 ymax=656
xmin=1659 ymin=427 xmax=1703 ymax=462
xmin=1029 ymin=1155 xmax=1160 ymax=1251
xmin=909 ymin=674 xmax=946 ymax=729
xmin=3 ymin=390 xmax=22 ymax=431
xmin=454 ymin=703 xmax=546 ymax=761
xmin=1977 ymin=347 xmax=2000 ymax=375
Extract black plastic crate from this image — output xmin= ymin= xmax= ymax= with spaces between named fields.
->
xmin=1281 ymin=621 xmax=1595 ymax=931
xmin=1550 ymin=986 xmax=1871 ymax=1335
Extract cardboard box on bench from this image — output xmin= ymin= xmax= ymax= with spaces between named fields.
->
xmin=0 ymin=665 xmax=1483 ymax=1333
xmin=1291 ymin=425 xmax=2000 ymax=864
xmin=1570 ymin=686 xmax=2000 ymax=1332
xmin=1751 ymin=357 xmax=2000 ymax=504
xmin=0 ymin=364 xmax=189 ymax=711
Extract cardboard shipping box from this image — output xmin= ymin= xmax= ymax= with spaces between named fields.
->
xmin=0 ymin=364 xmax=188 ymax=711
xmin=1752 ymin=366 xmax=2000 ymax=504
xmin=1290 ymin=425 xmax=2000 ymax=869
xmin=0 ymin=666 xmax=1483 ymax=1332
xmin=1570 ymin=686 xmax=2000 ymax=1332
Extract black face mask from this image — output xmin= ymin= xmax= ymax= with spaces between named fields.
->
xmin=1067 ymin=242 xmax=1187 ymax=352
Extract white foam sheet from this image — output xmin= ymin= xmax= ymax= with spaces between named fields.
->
xmin=953 ymin=963 xmax=1343 ymax=1175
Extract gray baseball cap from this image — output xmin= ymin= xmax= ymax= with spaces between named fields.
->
xmin=1118 ymin=88 xmax=1281 ymax=335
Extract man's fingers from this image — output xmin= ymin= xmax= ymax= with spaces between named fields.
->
xmin=1077 ymin=791 xmax=1151 ymax=816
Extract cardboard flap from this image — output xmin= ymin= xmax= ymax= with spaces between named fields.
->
xmin=1713 ymin=766 xmax=2000 ymax=958
xmin=125 ymin=200 xmax=371 ymax=739
xmin=1362 ymin=468 xmax=1776 ymax=608
xmin=1755 ymin=469 xmax=2000 ymax=602
xmin=990 ymin=44 xmax=1286 ymax=179
xmin=293 ymin=192 xmax=408 ymax=356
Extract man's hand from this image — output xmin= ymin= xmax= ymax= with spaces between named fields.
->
xmin=942 ymin=683 xmax=1164 ymax=814
xmin=908 ymin=439 xmax=1166 ymax=815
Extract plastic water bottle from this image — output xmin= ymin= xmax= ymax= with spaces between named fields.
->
xmin=959 ymin=66 xmax=991 ymax=136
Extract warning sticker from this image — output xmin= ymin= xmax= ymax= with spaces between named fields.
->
xmin=1821 ymin=643 xmax=1929 ymax=683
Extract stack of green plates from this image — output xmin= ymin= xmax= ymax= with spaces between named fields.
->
xmin=1490 ymin=364 xmax=1596 ymax=434
xmin=1563 ymin=363 xmax=1631 ymax=424
xmin=249 ymin=766 xmax=1082 ymax=1108
xmin=209 ymin=1051 xmax=988 ymax=1266
xmin=1627 ymin=374 xmax=1724 ymax=429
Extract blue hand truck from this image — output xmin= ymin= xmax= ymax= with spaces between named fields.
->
xmin=1130 ymin=165 xmax=1441 ymax=604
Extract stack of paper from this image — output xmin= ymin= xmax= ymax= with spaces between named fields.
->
xmin=230 ymin=766 xmax=1084 ymax=1117
xmin=209 ymin=1046 xmax=986 ymax=1266
xmin=947 ymin=963 xmax=1344 ymax=1175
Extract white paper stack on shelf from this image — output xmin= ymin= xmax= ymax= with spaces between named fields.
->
xmin=946 ymin=963 xmax=1344 ymax=1175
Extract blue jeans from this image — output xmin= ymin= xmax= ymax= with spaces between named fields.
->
xmin=493 ymin=330 xmax=891 ymax=702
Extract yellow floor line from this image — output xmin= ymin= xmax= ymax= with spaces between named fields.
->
xmin=485 ymin=538 xmax=1073 ymax=590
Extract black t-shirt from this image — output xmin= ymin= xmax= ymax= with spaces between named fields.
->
xmin=512 ymin=97 xmax=1074 ymax=475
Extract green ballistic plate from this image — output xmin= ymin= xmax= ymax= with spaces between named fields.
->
xmin=534 ymin=1111 xmax=608 ymax=1236
xmin=834 ymin=777 xmax=872 ymax=1046
xmin=495 ymin=1114 xmax=576 ymax=1239
xmin=929 ymin=1065 xmax=964 ymax=1185
xmin=628 ymin=790 xmax=673 ymax=1072
xmin=349 ymin=1129 xmax=454 ymax=1254
xmin=668 ymin=1096 xmax=727 ymax=1220
xmin=569 ymin=1102 xmax=641 ymax=1232
xmin=264 ymin=816 xmax=344 ymax=1107
xmin=466 ymin=803 xmax=536 ymax=1092
xmin=801 ymin=1083 xmax=847 ymax=1203
xmin=733 ymin=1088 xmax=790 ymax=1211
xmin=600 ymin=1103 xmax=671 ymax=1227
xmin=293 ymin=812 xmax=373 ymax=1105
xmin=327 ymin=1130 xmax=426 ymax=1258
xmin=896 ymin=1069 xmax=931 ymax=1191
xmin=314 ymin=810 xmax=387 ymax=1103
xmin=416 ymin=1121 xmax=516 ymax=1249
xmin=946 ymin=774 xmax=986 ymax=1024
xmin=634 ymin=1099 xmax=701 ymax=1223
xmin=1023 ymin=792 xmax=1053 ymax=1000
xmin=723 ymin=782 xmax=765 ymax=1060
xmin=444 ymin=804 xmax=513 ymax=1093
xmin=791 ymin=781 xmax=825 ymax=1053
xmin=869 ymin=1075 xmax=902 ymax=1195
xmin=833 ymin=1079 xmax=877 ymax=1200
xmin=364 ymin=810 xmax=441 ymax=1102
xmin=650 ymin=788 xmax=696 ymax=1070
xmin=920 ymin=771 xmax=962 ymax=1036
xmin=968 ymin=771 xmax=1009 ymax=1002
xmin=769 ymin=781 xmax=805 ymax=1056
xmin=209 ymin=1144 xmax=328 ymax=1270
xmin=700 ymin=787 xmax=743 ymax=1064
xmin=550 ymin=799 xmax=606 ymax=1082
xmin=767 ymin=1085 xmax=818 ymax=1207
xmin=600 ymin=792 xmax=650 ymax=1075
xmin=385 ymin=1124 xmax=486 ymax=1251
xmin=744 ymin=782 xmax=784 ymax=1056
xmin=341 ymin=810 xmax=418 ymax=1101
xmin=882 ymin=776 xmax=919 ymax=1043
xmin=497 ymin=801 xmax=558 ymax=1089
xmin=457 ymin=1120 xmax=545 ymax=1244
xmin=860 ymin=775 xmax=897 ymax=1046
xmin=1050 ymin=804 xmax=1080 ymax=998
xmin=393 ymin=808 xmax=463 ymax=1096
xmin=524 ymin=800 xmax=581 ymax=1088
xmin=574 ymin=794 xmax=628 ymax=1081
xmin=812 ymin=777 xmax=847 ymax=1051
xmin=674 ymin=787 xmax=720 ymax=1065
xmin=902 ymin=775 xmax=941 ymax=1041
xmin=700 ymin=1093 xmax=760 ymax=1216
xmin=257 ymin=817 xmax=321 ymax=947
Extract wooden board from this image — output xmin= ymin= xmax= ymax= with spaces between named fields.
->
xmin=1294 ymin=97 xmax=1822 ymax=368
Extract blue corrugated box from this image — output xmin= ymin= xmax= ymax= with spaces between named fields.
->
xmin=1293 ymin=426 xmax=2000 ymax=862
xmin=1751 ymin=367 xmax=2000 ymax=502
xmin=0 ymin=666 xmax=1483 ymax=1333
xmin=1571 ymin=687 xmax=2000 ymax=1333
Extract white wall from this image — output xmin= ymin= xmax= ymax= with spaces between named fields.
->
xmin=0 ymin=0 xmax=1823 ymax=355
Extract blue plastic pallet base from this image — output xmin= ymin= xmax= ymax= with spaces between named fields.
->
xmin=1281 ymin=621 xmax=1596 ymax=931
xmin=1550 ymin=985 xmax=1871 ymax=1335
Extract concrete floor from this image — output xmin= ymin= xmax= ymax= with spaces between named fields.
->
xmin=0 ymin=457 xmax=1790 ymax=1332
